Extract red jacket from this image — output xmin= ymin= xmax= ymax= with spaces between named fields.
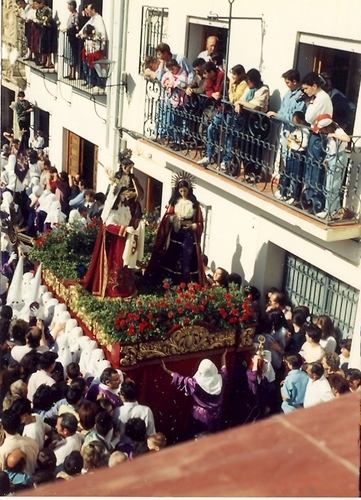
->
xmin=205 ymin=68 xmax=226 ymax=97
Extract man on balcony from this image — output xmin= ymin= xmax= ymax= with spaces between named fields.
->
xmin=77 ymin=3 xmax=107 ymax=49
xmin=197 ymin=61 xmax=226 ymax=168
xmin=155 ymin=42 xmax=194 ymax=84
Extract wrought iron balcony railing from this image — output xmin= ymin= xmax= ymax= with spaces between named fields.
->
xmin=143 ymin=79 xmax=361 ymax=226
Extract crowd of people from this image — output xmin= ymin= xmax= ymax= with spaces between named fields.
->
xmin=143 ymin=37 xmax=355 ymax=218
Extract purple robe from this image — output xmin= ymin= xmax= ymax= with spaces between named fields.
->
xmin=85 ymin=383 xmax=122 ymax=408
xmin=171 ymin=367 xmax=227 ymax=432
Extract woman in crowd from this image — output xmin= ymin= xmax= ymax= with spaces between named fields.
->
xmin=313 ymin=314 xmax=337 ymax=353
xmin=145 ymin=172 xmax=205 ymax=286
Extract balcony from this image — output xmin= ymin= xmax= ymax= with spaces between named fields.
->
xmin=142 ymin=79 xmax=361 ymax=242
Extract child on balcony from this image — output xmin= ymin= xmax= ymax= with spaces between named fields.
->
xmin=278 ymin=111 xmax=309 ymax=205
xmin=81 ymin=25 xmax=104 ymax=91
xmin=160 ymin=59 xmax=188 ymax=149
xmin=312 ymin=114 xmax=350 ymax=219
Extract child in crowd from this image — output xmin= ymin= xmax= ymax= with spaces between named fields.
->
xmin=299 ymin=324 xmax=325 ymax=363
xmin=147 ymin=432 xmax=167 ymax=452
xmin=212 ymin=267 xmax=229 ymax=288
xmin=339 ymin=338 xmax=352 ymax=371
xmin=345 ymin=368 xmax=361 ymax=393
xmin=281 ymin=353 xmax=309 ymax=413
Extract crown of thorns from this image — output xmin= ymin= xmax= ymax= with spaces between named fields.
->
xmin=171 ymin=171 xmax=196 ymax=189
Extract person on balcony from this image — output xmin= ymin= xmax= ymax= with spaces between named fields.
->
xmin=77 ymin=3 xmax=107 ymax=50
xmin=32 ymin=0 xmax=57 ymax=69
xmin=196 ymin=62 xmax=227 ymax=168
xmin=15 ymin=0 xmax=34 ymax=61
xmin=301 ymin=72 xmax=333 ymax=212
xmin=198 ymin=36 xmax=220 ymax=62
xmin=145 ymin=172 xmax=205 ymax=286
xmin=311 ymin=114 xmax=350 ymax=219
xmin=234 ymin=68 xmax=270 ymax=180
xmin=61 ymin=0 xmax=80 ymax=80
xmin=218 ymin=64 xmax=247 ymax=172
xmin=160 ymin=59 xmax=188 ymax=150
xmin=267 ymin=69 xmax=307 ymax=167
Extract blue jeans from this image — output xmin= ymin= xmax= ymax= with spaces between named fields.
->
xmin=280 ymin=150 xmax=306 ymax=201
xmin=206 ymin=111 xmax=223 ymax=158
xmin=304 ymin=133 xmax=327 ymax=208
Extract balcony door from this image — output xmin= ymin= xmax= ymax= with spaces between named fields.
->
xmin=65 ymin=130 xmax=97 ymax=189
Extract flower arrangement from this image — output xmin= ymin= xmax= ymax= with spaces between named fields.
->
xmin=76 ymin=279 xmax=257 ymax=344
xmin=29 ymin=219 xmax=101 ymax=280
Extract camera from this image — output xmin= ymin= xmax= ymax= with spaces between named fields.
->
xmin=295 ymin=90 xmax=307 ymax=103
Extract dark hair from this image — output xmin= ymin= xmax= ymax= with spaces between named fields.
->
xmin=155 ymin=42 xmax=171 ymax=55
xmin=214 ymin=267 xmax=229 ymax=287
xmin=309 ymin=361 xmax=324 ymax=378
xmin=292 ymin=307 xmax=309 ymax=327
xmin=66 ymin=386 xmax=83 ymax=405
xmin=263 ymin=309 xmax=288 ymax=333
xmin=302 ymin=71 xmax=322 ymax=87
xmin=169 ymin=180 xmax=199 ymax=209
xmin=125 ymin=417 xmax=146 ymax=442
xmin=11 ymin=397 xmax=32 ymax=416
xmin=58 ymin=412 xmax=78 ymax=434
xmin=1 ymin=305 xmax=13 ymax=320
xmin=328 ymin=373 xmax=350 ymax=395
xmin=305 ymin=323 xmax=322 ymax=343
xmin=166 ymin=58 xmax=180 ymax=70
xmin=70 ymin=376 xmax=87 ymax=393
xmin=95 ymin=410 xmax=113 ymax=437
xmin=345 ymin=368 xmax=361 ymax=382
xmin=32 ymin=384 xmax=54 ymax=411
xmin=64 ymin=451 xmax=83 ymax=476
xmin=210 ymin=52 xmax=224 ymax=66
xmin=95 ymin=192 xmax=106 ymax=204
xmin=120 ymin=381 xmax=138 ymax=401
xmin=29 ymin=150 xmax=39 ymax=164
xmin=97 ymin=396 xmax=115 ymax=414
xmin=1 ymin=409 xmax=21 ymax=434
xmin=38 ymin=351 xmax=58 ymax=370
xmin=313 ymin=315 xmax=336 ymax=341
xmin=339 ymin=338 xmax=352 ymax=351
xmin=202 ymin=254 xmax=208 ymax=266
xmin=68 ymin=0 xmax=77 ymax=9
xmin=100 ymin=367 xmax=118 ymax=385
xmin=292 ymin=111 xmax=306 ymax=124
xmin=281 ymin=69 xmax=300 ymax=82
xmin=21 ymin=350 xmax=40 ymax=381
xmin=231 ymin=64 xmax=246 ymax=80
xmin=285 ymin=353 xmax=303 ymax=369
xmin=246 ymin=68 xmax=263 ymax=87
xmin=66 ymin=362 xmax=81 ymax=380
xmin=144 ymin=55 xmax=158 ymax=68
xmin=36 ymin=448 xmax=56 ymax=472
xmin=18 ymin=91 xmax=25 ymax=98
xmin=25 ymin=326 xmax=41 ymax=349
xmin=78 ymin=400 xmax=99 ymax=431
xmin=192 ymin=57 xmax=206 ymax=68
xmin=203 ymin=61 xmax=217 ymax=73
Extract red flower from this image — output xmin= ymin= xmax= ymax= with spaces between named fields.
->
xmin=231 ymin=308 xmax=238 ymax=316
xmin=178 ymin=307 xmax=184 ymax=314
xmin=180 ymin=282 xmax=186 ymax=289
xmin=137 ymin=301 xmax=143 ymax=306
xmin=184 ymin=318 xmax=190 ymax=325
xmin=194 ymin=283 xmax=201 ymax=290
xmin=127 ymin=325 xmax=135 ymax=336
xmin=199 ymin=305 xmax=205 ymax=312
xmin=139 ymin=321 xmax=148 ymax=333
xmin=192 ymin=305 xmax=199 ymax=314
xmin=219 ymin=308 xmax=226 ymax=315
xmin=185 ymin=301 xmax=192 ymax=308
xmin=167 ymin=312 xmax=173 ymax=319
xmin=147 ymin=313 xmax=154 ymax=320
xmin=225 ymin=292 xmax=232 ymax=300
xmin=175 ymin=298 xmax=182 ymax=304
xmin=164 ymin=294 xmax=170 ymax=299
xmin=229 ymin=317 xmax=238 ymax=324
xmin=163 ymin=282 xmax=171 ymax=289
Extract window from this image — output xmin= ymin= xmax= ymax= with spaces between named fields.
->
xmin=139 ymin=6 xmax=168 ymax=73
xmin=283 ymin=253 xmax=359 ymax=339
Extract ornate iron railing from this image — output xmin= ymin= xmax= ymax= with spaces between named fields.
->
xmin=144 ymin=79 xmax=361 ymax=226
